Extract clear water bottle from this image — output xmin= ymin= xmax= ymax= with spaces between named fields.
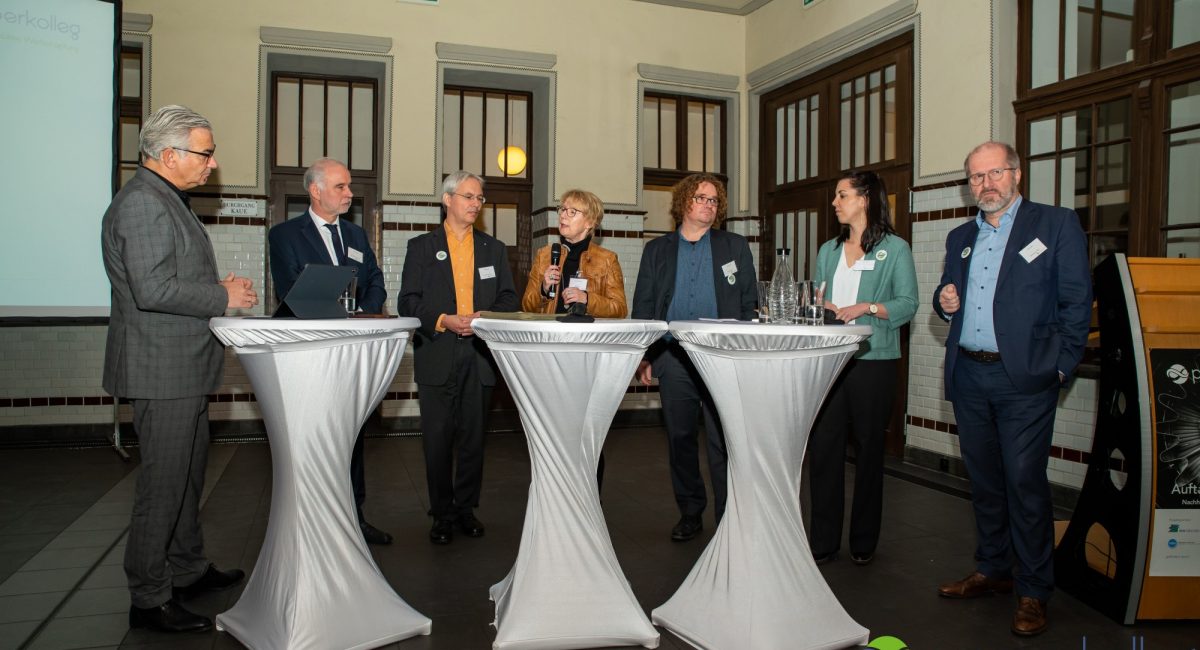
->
xmin=769 ymin=248 xmax=797 ymax=323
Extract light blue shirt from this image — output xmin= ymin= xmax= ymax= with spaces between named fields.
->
xmin=666 ymin=229 xmax=718 ymax=323
xmin=960 ymin=196 xmax=1022 ymax=353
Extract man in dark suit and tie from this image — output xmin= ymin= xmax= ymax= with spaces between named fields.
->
xmin=631 ymin=173 xmax=757 ymax=542
xmin=102 ymin=105 xmax=257 ymax=633
xmin=399 ymin=170 xmax=518 ymax=545
xmin=933 ymin=141 xmax=1092 ymax=637
xmin=267 ymin=157 xmax=391 ymax=545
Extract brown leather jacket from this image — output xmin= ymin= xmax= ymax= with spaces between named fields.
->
xmin=521 ymin=242 xmax=628 ymax=317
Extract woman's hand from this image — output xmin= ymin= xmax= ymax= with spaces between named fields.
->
xmin=542 ymin=264 xmax=561 ymax=293
xmin=833 ymin=302 xmax=875 ymax=322
xmin=562 ymin=287 xmax=588 ymax=306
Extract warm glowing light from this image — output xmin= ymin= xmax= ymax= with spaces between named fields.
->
xmin=497 ymin=146 xmax=527 ymax=175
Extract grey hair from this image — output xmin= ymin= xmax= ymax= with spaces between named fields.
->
xmin=442 ymin=170 xmax=485 ymax=196
xmin=304 ymin=158 xmax=346 ymax=192
xmin=140 ymin=105 xmax=211 ymax=161
xmin=963 ymin=141 xmax=1021 ymax=175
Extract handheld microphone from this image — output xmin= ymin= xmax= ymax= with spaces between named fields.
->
xmin=548 ymin=243 xmax=563 ymax=299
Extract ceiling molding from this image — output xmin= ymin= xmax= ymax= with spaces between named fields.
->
xmin=632 ymin=0 xmax=774 ymax=16
xmin=747 ymin=0 xmax=916 ymax=89
xmin=122 ymin=12 xmax=152 ymax=33
xmin=435 ymin=43 xmax=556 ymax=69
xmin=637 ymin=63 xmax=739 ymax=91
xmin=259 ymin=26 xmax=392 ymax=53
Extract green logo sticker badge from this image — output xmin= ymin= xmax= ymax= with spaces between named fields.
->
xmin=867 ymin=636 xmax=908 ymax=650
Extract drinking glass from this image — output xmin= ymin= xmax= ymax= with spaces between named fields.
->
xmin=756 ymin=280 xmax=771 ymax=322
xmin=799 ymin=280 xmax=825 ymax=325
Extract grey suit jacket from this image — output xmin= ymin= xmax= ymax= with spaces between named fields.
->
xmin=102 ymin=167 xmax=228 ymax=399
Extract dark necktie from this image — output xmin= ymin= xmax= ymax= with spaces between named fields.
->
xmin=324 ymin=223 xmax=348 ymax=265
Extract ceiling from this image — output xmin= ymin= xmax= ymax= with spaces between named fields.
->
xmin=631 ymin=0 xmax=777 ymax=16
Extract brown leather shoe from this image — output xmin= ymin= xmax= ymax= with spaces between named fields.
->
xmin=937 ymin=571 xmax=1014 ymax=598
xmin=1011 ymin=596 xmax=1048 ymax=636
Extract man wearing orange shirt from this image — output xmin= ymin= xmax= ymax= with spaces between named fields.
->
xmin=398 ymin=171 xmax=518 ymax=545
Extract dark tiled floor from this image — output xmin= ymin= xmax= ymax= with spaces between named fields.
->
xmin=1 ymin=429 xmax=1197 ymax=650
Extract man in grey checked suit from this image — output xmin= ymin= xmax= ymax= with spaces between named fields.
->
xmin=102 ymin=105 xmax=258 ymax=634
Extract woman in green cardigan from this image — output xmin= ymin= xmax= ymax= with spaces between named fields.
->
xmin=808 ymin=170 xmax=918 ymax=567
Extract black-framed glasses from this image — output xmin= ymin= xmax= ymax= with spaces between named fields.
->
xmin=691 ymin=195 xmax=719 ymax=206
xmin=453 ymin=192 xmax=486 ymax=204
xmin=173 ymin=147 xmax=215 ymax=162
xmin=967 ymin=167 xmax=1017 ymax=186
xmin=557 ymin=205 xmax=586 ymax=218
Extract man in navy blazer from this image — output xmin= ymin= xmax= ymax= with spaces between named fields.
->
xmin=933 ymin=141 xmax=1092 ymax=637
xmin=398 ymin=171 xmax=518 ymax=545
xmin=632 ymin=173 xmax=757 ymax=543
xmin=267 ymin=158 xmax=391 ymax=545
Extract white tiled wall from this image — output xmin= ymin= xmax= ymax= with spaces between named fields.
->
xmin=907 ymin=187 xmax=1099 ymax=490
xmin=0 ymin=203 xmax=761 ymax=443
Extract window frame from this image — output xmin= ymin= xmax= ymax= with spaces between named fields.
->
xmin=642 ymin=90 xmax=728 ymax=187
xmin=1016 ymin=0 xmax=1200 ymax=262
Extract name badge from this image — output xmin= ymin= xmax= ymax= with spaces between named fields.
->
xmin=347 ymin=247 xmax=364 ymax=263
xmin=568 ymin=277 xmax=588 ymax=291
xmin=721 ymin=260 xmax=738 ymax=276
xmin=1019 ymin=238 xmax=1047 ymax=263
xmin=478 ymin=266 xmax=496 ymax=279
xmin=852 ymin=259 xmax=876 ymax=271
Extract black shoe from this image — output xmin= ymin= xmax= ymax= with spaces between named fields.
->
xmin=173 ymin=565 xmax=245 ymax=600
xmin=360 ymin=520 xmax=393 ymax=545
xmin=129 ymin=599 xmax=213 ymax=633
xmin=813 ymin=551 xmax=838 ymax=566
xmin=850 ymin=552 xmax=874 ymax=566
xmin=670 ymin=515 xmax=703 ymax=542
xmin=430 ymin=519 xmax=453 ymax=545
xmin=457 ymin=513 xmax=486 ymax=538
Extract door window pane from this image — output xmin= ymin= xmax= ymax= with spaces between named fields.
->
xmin=661 ymin=99 xmax=677 ymax=169
xmin=301 ymin=80 xmax=325 ymax=167
xmin=1175 ymin=0 xmax=1200 ymax=49
xmin=326 ymin=81 xmax=349 ymax=165
xmin=1169 ymin=81 xmax=1200 ymax=129
xmin=644 ymin=97 xmax=661 ymax=168
xmin=1165 ymin=229 xmax=1200 ymax=258
xmin=1099 ymin=0 xmax=1134 ymax=69
xmin=1031 ymin=0 xmax=1061 ymax=88
xmin=1030 ymin=117 xmax=1056 ymax=156
xmin=1028 ymin=158 xmax=1057 ymax=204
xmin=687 ymin=101 xmax=705 ymax=172
xmin=120 ymin=50 xmax=141 ymax=99
xmin=351 ymin=84 xmax=375 ymax=171
xmin=276 ymin=78 xmax=299 ymax=167
xmin=1166 ymin=129 xmax=1200 ymax=227
xmin=443 ymin=91 xmax=461 ymax=171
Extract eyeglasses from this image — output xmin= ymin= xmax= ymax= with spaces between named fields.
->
xmin=453 ymin=192 xmax=486 ymax=204
xmin=967 ymin=167 xmax=1017 ymax=186
xmin=173 ymin=147 xmax=215 ymax=162
xmin=557 ymin=205 xmax=586 ymax=218
xmin=691 ymin=195 xmax=719 ymax=206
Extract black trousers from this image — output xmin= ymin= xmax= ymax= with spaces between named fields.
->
xmin=952 ymin=355 xmax=1058 ymax=601
xmin=351 ymin=427 xmax=367 ymax=522
xmin=807 ymin=358 xmax=896 ymax=557
xmin=125 ymin=396 xmax=211 ymax=608
xmin=657 ymin=342 xmax=727 ymax=521
xmin=418 ymin=337 xmax=490 ymax=521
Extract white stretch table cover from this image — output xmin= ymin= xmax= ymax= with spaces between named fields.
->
xmin=208 ymin=317 xmax=431 ymax=650
xmin=472 ymin=318 xmax=667 ymax=650
xmin=651 ymin=321 xmax=873 ymax=650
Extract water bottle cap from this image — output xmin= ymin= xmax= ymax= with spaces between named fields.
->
xmin=776 ymin=248 xmax=791 ymax=255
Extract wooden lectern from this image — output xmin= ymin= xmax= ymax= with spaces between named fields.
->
xmin=1056 ymin=254 xmax=1200 ymax=623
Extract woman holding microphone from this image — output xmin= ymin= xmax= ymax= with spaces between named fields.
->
xmin=522 ymin=189 xmax=627 ymax=318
